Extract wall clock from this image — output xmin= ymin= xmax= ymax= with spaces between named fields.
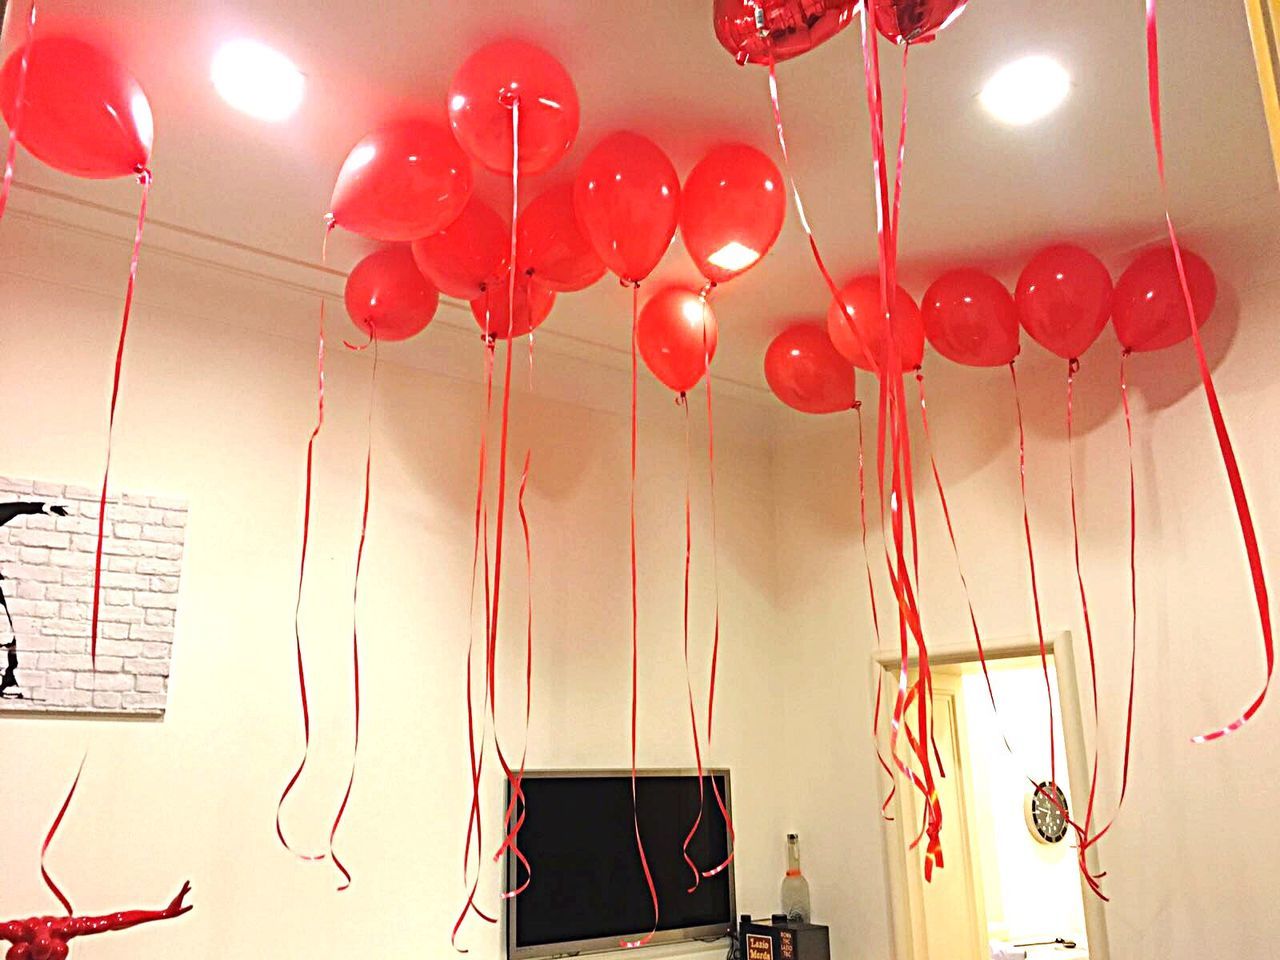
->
xmin=1023 ymin=781 xmax=1069 ymax=845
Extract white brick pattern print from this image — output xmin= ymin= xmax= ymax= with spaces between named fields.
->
xmin=0 ymin=476 xmax=185 ymax=717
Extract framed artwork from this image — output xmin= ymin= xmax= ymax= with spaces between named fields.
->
xmin=0 ymin=476 xmax=186 ymax=717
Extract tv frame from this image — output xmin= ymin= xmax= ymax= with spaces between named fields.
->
xmin=504 ymin=767 xmax=737 ymax=960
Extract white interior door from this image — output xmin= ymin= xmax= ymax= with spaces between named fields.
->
xmin=892 ymin=673 xmax=988 ymax=960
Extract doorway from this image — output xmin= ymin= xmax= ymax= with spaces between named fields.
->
xmin=874 ymin=634 xmax=1109 ymax=960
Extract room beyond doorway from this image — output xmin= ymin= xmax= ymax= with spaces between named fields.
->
xmin=873 ymin=636 xmax=1110 ymax=960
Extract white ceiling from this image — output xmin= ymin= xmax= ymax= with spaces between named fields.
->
xmin=4 ymin=0 xmax=1277 ymax=393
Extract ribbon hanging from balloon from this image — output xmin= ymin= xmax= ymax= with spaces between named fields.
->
xmin=697 ymin=290 xmax=736 ymax=883
xmin=276 ymin=221 xmax=336 ymax=864
xmin=624 ymin=283 xmax=659 ymax=949
xmin=575 ymin=129 xmax=681 ymax=947
xmin=326 ymin=336 xmax=381 ymax=892
xmin=453 ymin=295 xmax=499 ymax=950
xmin=89 ymin=168 xmax=152 ymax=668
xmin=1074 ymin=354 xmax=1141 ymax=879
xmin=1007 ymin=362 xmax=1059 ymax=820
xmin=1145 ymin=0 xmax=1273 ymax=741
xmin=856 ymin=6 xmax=942 ymax=878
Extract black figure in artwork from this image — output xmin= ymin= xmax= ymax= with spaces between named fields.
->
xmin=0 ymin=502 xmax=68 ymax=700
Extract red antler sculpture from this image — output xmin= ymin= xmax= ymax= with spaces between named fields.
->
xmin=0 ymin=882 xmax=192 ymax=959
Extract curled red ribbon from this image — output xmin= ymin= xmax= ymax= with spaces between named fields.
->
xmin=90 ymin=168 xmax=151 ymax=667
xmin=1008 ymin=363 xmax=1058 ymax=799
xmin=622 ymin=282 xmax=659 ymax=950
xmin=0 ymin=1 xmax=36 ymax=221
xmin=765 ymin=56 xmax=870 ymax=364
xmin=453 ymin=319 xmax=499 ymax=951
xmin=858 ymin=10 xmax=942 ymax=879
xmin=328 ymin=338 xmax=379 ymax=891
xmin=42 ymin=754 xmax=86 ymax=917
xmin=1076 ymin=355 xmax=1142 ymax=871
xmin=276 ymin=220 xmax=336 ymax=862
xmin=857 ymin=407 xmax=896 ymax=820
xmin=915 ymin=372 xmax=1009 ymax=754
xmin=678 ymin=394 xmax=707 ymax=893
xmin=697 ymin=289 xmax=735 ymax=881
xmin=1146 ymin=0 xmax=1273 ymax=742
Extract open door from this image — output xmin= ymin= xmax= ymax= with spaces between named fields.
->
xmin=890 ymin=671 xmax=988 ymax=960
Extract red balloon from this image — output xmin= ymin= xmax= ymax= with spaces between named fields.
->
xmin=638 ymin=288 xmax=718 ymax=393
xmin=574 ymin=132 xmax=680 ymax=284
xmin=344 ymin=247 xmax=440 ymax=342
xmin=872 ymin=0 xmax=968 ymax=45
xmin=448 ymin=40 xmax=579 ymax=176
xmin=713 ymin=0 xmax=859 ymax=65
xmin=470 ymin=272 xmax=556 ymax=340
xmin=517 ymin=183 xmax=606 ymax=292
xmin=826 ymin=276 xmax=924 ymax=374
xmin=681 ymin=144 xmax=786 ymax=284
xmin=1016 ymin=245 xmax=1113 ymax=361
xmin=922 ymin=269 xmax=1019 ymax=367
xmin=765 ymin=323 xmax=856 ymax=414
xmin=1112 ymin=246 xmax=1217 ymax=353
xmin=411 ymin=198 xmax=509 ymax=300
xmin=0 ymin=36 xmax=152 ymax=179
xmin=330 ymin=119 xmax=472 ymax=242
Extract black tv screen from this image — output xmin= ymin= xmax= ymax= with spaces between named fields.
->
xmin=506 ymin=770 xmax=735 ymax=958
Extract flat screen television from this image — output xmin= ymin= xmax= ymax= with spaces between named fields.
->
xmin=505 ymin=769 xmax=736 ymax=959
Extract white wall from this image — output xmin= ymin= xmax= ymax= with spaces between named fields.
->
xmin=0 ymin=209 xmax=789 ymax=959
xmin=774 ymin=189 xmax=1280 ymax=959
xmin=960 ymin=662 xmax=1087 ymax=948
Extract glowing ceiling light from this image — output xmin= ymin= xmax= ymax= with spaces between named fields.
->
xmin=706 ymin=241 xmax=760 ymax=273
xmin=979 ymin=55 xmax=1070 ymax=126
xmin=212 ymin=39 xmax=305 ymax=122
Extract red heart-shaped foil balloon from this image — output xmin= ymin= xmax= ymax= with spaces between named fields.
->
xmin=713 ymin=0 xmax=860 ymax=65
xmin=872 ymin=0 xmax=967 ymax=45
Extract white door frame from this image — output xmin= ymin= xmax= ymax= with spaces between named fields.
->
xmin=871 ymin=631 xmax=1111 ymax=960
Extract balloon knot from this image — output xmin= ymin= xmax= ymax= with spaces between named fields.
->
xmin=481 ymin=333 xmax=496 ymax=348
xmin=1122 ymin=348 xmax=1133 ymax=359
xmin=1068 ymin=357 xmax=1081 ymax=375
xmin=852 ymin=400 xmax=863 ymax=411
xmin=676 ymin=391 xmax=687 ymax=407
xmin=135 ymin=166 xmax=153 ymax=187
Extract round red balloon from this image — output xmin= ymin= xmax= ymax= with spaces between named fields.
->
xmin=826 ymin=276 xmax=924 ymax=374
xmin=1016 ymin=245 xmax=1113 ymax=361
xmin=0 ymin=36 xmax=152 ymax=179
xmin=411 ymin=197 xmax=509 ymax=300
xmin=344 ymin=247 xmax=440 ymax=342
xmin=681 ymin=144 xmax=785 ymax=284
xmin=574 ymin=132 xmax=680 ymax=284
xmin=330 ymin=119 xmax=472 ymax=242
xmin=713 ymin=0 xmax=859 ymax=65
xmin=765 ymin=323 xmax=856 ymax=414
xmin=922 ymin=269 xmax=1019 ymax=367
xmin=448 ymin=40 xmax=579 ymax=176
xmin=872 ymin=0 xmax=967 ymax=45
xmin=470 ymin=272 xmax=556 ymax=340
xmin=1112 ymin=246 xmax=1216 ymax=353
xmin=517 ymin=183 xmax=606 ymax=292
xmin=638 ymin=288 xmax=718 ymax=393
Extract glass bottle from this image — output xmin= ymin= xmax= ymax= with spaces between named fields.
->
xmin=780 ymin=833 xmax=812 ymax=923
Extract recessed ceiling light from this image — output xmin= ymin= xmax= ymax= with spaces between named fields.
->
xmin=979 ymin=55 xmax=1070 ymax=126
xmin=212 ymin=39 xmax=304 ymax=122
